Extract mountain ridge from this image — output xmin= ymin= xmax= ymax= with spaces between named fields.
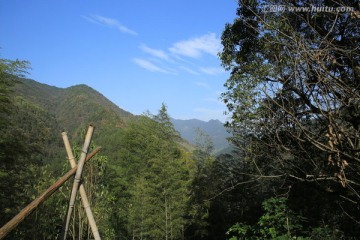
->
xmin=14 ymin=78 xmax=230 ymax=154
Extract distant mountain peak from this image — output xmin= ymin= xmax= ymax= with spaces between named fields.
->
xmin=208 ymin=119 xmax=222 ymax=123
xmin=171 ymin=118 xmax=231 ymax=154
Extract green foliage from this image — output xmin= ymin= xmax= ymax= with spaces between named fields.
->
xmin=104 ymin=106 xmax=192 ymax=239
xmin=308 ymin=226 xmax=345 ymax=240
xmin=220 ymin=0 xmax=360 ymax=183
xmin=219 ymin=0 xmax=360 ymax=238
xmin=257 ymin=197 xmax=305 ymax=239
xmin=185 ymin=129 xmax=216 ymax=239
xmin=226 ymin=197 xmax=347 ymax=240
xmin=0 ymin=58 xmax=35 ymax=229
xmin=20 ymin=164 xmax=67 ymax=239
xmin=227 ymin=223 xmax=254 ymax=240
xmin=0 ymin=93 xmax=64 ymax=232
xmin=0 ymin=58 xmax=29 ymax=126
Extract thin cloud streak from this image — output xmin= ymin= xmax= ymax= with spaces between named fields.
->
xmin=169 ymin=33 xmax=222 ymax=58
xmin=199 ymin=67 xmax=225 ymax=75
xmin=179 ymin=66 xmax=199 ymax=75
xmin=133 ymin=58 xmax=170 ymax=73
xmin=84 ymin=15 xmax=137 ymax=35
xmin=139 ymin=44 xmax=170 ymax=61
xmin=195 ymin=82 xmax=210 ymax=89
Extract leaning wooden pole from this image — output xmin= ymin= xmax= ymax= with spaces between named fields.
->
xmin=0 ymin=147 xmax=102 ymax=240
xmin=62 ymin=132 xmax=101 ymax=240
xmin=62 ymin=125 xmax=94 ymax=240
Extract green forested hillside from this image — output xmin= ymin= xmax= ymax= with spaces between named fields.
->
xmin=12 ymin=78 xmax=196 ymax=165
xmin=14 ymin=78 xmax=133 ymax=132
xmin=12 ymin=78 xmax=135 ymax=164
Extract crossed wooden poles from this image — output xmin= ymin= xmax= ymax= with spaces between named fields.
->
xmin=0 ymin=125 xmax=101 ymax=239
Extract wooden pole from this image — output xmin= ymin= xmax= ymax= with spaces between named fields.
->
xmin=0 ymin=147 xmax=102 ymax=240
xmin=61 ymin=132 xmax=101 ymax=240
xmin=62 ymin=125 xmax=94 ymax=240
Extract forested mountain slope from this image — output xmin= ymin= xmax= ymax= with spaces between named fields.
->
xmin=13 ymin=78 xmax=211 ymax=157
xmin=14 ymin=78 xmax=133 ymax=133
xmin=12 ymin=78 xmax=137 ymax=162
xmin=7 ymin=78 xmax=202 ymax=171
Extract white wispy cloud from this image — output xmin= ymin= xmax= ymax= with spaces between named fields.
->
xmin=133 ymin=58 xmax=170 ymax=73
xmin=169 ymin=33 xmax=221 ymax=58
xmin=179 ymin=66 xmax=199 ymax=75
xmin=195 ymin=82 xmax=210 ymax=89
xmin=199 ymin=67 xmax=225 ymax=75
xmin=83 ymin=15 xmax=137 ymax=35
xmin=139 ymin=44 xmax=170 ymax=61
xmin=133 ymin=34 xmax=225 ymax=76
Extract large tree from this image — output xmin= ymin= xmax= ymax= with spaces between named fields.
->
xmin=220 ymin=0 xmax=359 ymax=229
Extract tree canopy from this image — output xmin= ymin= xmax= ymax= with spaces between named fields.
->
xmin=220 ymin=0 xmax=359 ymax=201
xmin=219 ymin=0 xmax=360 ymax=238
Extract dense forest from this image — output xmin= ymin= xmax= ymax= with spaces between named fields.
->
xmin=1 ymin=0 xmax=359 ymax=239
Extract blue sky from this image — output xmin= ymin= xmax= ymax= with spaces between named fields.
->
xmin=0 ymin=0 xmax=238 ymax=122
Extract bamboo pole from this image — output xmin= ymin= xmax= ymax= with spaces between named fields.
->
xmin=61 ymin=132 xmax=101 ymax=240
xmin=0 ymin=147 xmax=102 ymax=240
xmin=62 ymin=125 xmax=95 ymax=240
